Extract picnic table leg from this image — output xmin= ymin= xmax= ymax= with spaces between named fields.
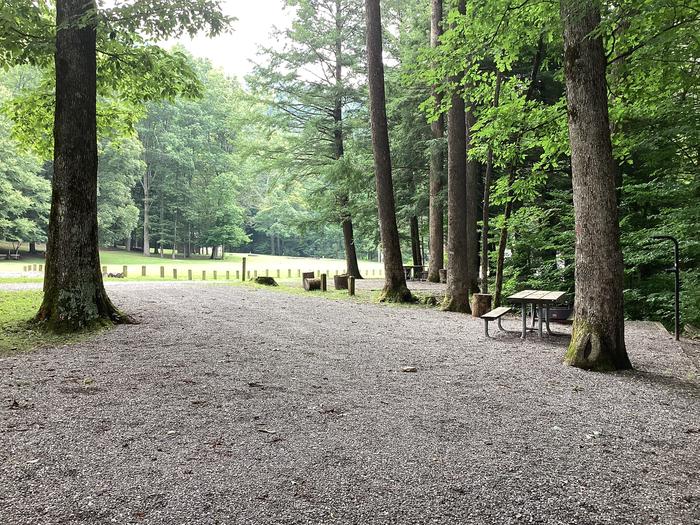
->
xmin=545 ymin=305 xmax=556 ymax=335
xmin=538 ymin=304 xmax=543 ymax=337
xmin=521 ymin=303 xmax=527 ymax=339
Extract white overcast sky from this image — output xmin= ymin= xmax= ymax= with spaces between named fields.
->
xmin=167 ymin=0 xmax=294 ymax=80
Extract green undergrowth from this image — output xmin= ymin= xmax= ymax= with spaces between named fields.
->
xmin=0 ymin=290 xmax=107 ymax=356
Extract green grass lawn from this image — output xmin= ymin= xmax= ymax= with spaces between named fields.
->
xmin=0 ymin=249 xmax=386 ymax=283
xmin=0 ymin=290 xmax=106 ymax=355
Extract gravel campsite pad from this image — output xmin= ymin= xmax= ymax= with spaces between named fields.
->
xmin=1 ymin=282 xmax=698 ymax=524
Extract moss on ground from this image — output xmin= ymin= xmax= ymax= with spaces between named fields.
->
xmin=0 ymin=290 xmax=107 ymax=356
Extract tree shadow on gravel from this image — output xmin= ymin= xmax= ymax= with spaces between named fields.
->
xmin=621 ymin=368 xmax=699 ymax=396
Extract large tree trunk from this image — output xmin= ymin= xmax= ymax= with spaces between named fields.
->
xmin=443 ymin=0 xmax=470 ymax=313
xmin=561 ymin=0 xmax=631 ymax=370
xmin=480 ymin=73 xmax=502 ymax=294
xmin=36 ymin=0 xmax=128 ymax=331
xmin=410 ymin=215 xmax=422 ymax=266
xmin=465 ymin=106 xmax=480 ymax=293
xmin=341 ymin=210 xmax=362 ymax=278
xmin=427 ymin=0 xmax=445 ymax=283
xmin=365 ymin=0 xmax=411 ymax=302
xmin=333 ymin=1 xmax=362 ymax=280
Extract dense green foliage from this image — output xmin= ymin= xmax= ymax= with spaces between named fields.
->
xmin=0 ymin=0 xmax=697 ymax=329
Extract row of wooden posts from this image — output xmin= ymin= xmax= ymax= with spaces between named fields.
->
xmin=98 ymin=266 xmax=375 ymax=280
xmin=21 ymin=264 xmax=44 ymax=272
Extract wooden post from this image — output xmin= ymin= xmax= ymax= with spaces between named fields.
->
xmin=102 ymin=266 xmax=107 ymax=276
xmin=349 ymin=276 xmax=356 ymax=296
xmin=254 ymin=270 xmax=258 ymax=278
xmin=123 ymin=265 xmax=128 ymax=278
xmin=141 ymin=265 xmax=146 ymax=277
xmin=213 ymin=271 xmax=218 ymax=280
xmin=160 ymin=266 xmax=165 ymax=278
xmin=321 ymin=273 xmax=327 ymax=292
xmin=188 ymin=269 xmax=193 ymax=281
xmin=265 ymin=269 xmax=269 ymax=277
xmin=33 ymin=264 xmax=37 ymax=271
xmin=226 ymin=271 xmax=230 ymax=280
xmin=288 ymin=269 xmax=292 ymax=278
xmin=236 ymin=270 xmax=240 ymax=280
xmin=22 ymin=265 xmax=26 ymax=272
xmin=242 ymin=257 xmax=247 ymax=281
xmin=202 ymin=271 xmax=206 ymax=280
xmin=297 ymin=269 xmax=301 ymax=277
xmin=277 ymin=269 xmax=280 ymax=278
xmin=173 ymin=268 xmax=177 ymax=279
xmin=247 ymin=270 xmax=251 ymax=280
xmin=38 ymin=264 xmax=43 ymax=272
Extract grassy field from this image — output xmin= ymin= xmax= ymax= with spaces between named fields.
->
xmin=0 ymin=290 xmax=108 ymax=355
xmin=0 ymin=248 xmax=386 ymax=282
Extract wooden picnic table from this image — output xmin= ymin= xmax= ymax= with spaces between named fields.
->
xmin=506 ymin=289 xmax=567 ymax=338
xmin=403 ymin=265 xmax=425 ymax=281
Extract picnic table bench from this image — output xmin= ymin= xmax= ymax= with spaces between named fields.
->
xmin=482 ymin=289 xmax=567 ymax=338
xmin=482 ymin=306 xmax=512 ymax=337
xmin=403 ymin=265 xmax=426 ymax=281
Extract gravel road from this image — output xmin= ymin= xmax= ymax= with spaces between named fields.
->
xmin=1 ymin=282 xmax=698 ymax=524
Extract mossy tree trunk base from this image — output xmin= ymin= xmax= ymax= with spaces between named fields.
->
xmin=442 ymin=293 xmax=471 ymax=314
xmin=36 ymin=286 xmax=132 ymax=333
xmin=379 ymin=285 xmax=413 ymax=303
xmin=564 ymin=319 xmax=632 ymax=371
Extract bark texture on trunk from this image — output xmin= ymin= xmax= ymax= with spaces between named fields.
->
xmin=427 ymin=0 xmax=445 ymax=283
xmin=410 ymin=216 xmax=423 ymax=267
xmin=465 ymin=106 xmax=480 ymax=294
xmin=561 ymin=0 xmax=631 ymax=370
xmin=443 ymin=0 xmax=470 ymax=313
xmin=333 ymin=0 xmax=362 ymax=280
xmin=341 ymin=211 xmax=362 ymax=278
xmin=37 ymin=0 xmax=128 ymax=331
xmin=480 ymin=73 xmax=501 ymax=294
xmin=365 ymin=0 xmax=411 ymax=302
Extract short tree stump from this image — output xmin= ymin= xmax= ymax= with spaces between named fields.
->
xmin=254 ymin=276 xmax=278 ymax=286
xmin=471 ymin=293 xmax=493 ymax=318
xmin=334 ymin=274 xmax=349 ymax=290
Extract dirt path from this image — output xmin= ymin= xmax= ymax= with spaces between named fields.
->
xmin=1 ymin=283 xmax=698 ymax=524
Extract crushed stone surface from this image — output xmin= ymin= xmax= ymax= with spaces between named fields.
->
xmin=1 ymin=282 xmax=698 ymax=524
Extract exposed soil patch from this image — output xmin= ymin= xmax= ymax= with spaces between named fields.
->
xmin=0 ymin=282 xmax=698 ymax=524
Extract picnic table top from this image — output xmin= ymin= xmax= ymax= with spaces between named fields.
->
xmin=506 ymin=289 xmax=567 ymax=303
